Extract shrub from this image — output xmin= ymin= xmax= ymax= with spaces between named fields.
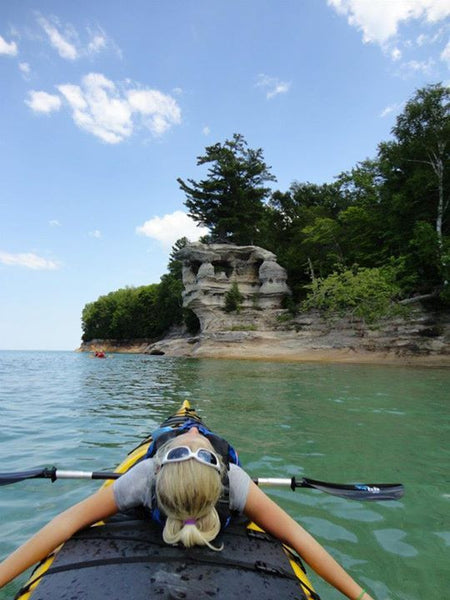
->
xmin=224 ymin=282 xmax=244 ymax=313
xmin=302 ymin=266 xmax=403 ymax=323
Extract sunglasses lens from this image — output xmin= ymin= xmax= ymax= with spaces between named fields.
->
xmin=198 ymin=449 xmax=218 ymax=465
xmin=167 ymin=447 xmax=189 ymax=461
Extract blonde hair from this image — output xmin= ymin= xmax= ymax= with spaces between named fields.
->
xmin=155 ymin=437 xmax=225 ymax=551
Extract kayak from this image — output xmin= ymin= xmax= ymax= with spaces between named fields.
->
xmin=16 ymin=401 xmax=318 ymax=600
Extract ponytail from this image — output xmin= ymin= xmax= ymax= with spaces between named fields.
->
xmin=155 ymin=438 xmax=224 ymax=551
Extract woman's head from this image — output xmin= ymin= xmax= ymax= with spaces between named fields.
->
xmin=155 ymin=433 xmax=225 ymax=550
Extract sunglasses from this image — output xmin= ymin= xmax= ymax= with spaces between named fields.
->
xmin=161 ymin=446 xmax=221 ymax=472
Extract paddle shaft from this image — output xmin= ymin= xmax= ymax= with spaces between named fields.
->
xmin=0 ymin=468 xmax=403 ymax=500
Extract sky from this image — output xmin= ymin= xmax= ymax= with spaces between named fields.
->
xmin=1 ymin=0 xmax=449 ymax=350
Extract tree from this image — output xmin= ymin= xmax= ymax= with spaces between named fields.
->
xmin=378 ymin=84 xmax=450 ymax=290
xmin=177 ymin=133 xmax=276 ymax=245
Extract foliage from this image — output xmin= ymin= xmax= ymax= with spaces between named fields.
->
xmin=178 ymin=133 xmax=276 ymax=245
xmin=81 ymin=85 xmax=450 ymax=342
xmin=302 ymin=266 xmax=403 ymax=323
xmin=224 ymin=282 xmax=244 ymax=313
xmin=81 ymin=239 xmax=186 ymax=342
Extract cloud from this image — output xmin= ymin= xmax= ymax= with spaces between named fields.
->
xmin=401 ymin=58 xmax=435 ymax=74
xmin=127 ymin=88 xmax=182 ymax=136
xmin=202 ymin=125 xmax=210 ymax=136
xmin=0 ymin=35 xmax=18 ymax=56
xmin=328 ymin=0 xmax=450 ymax=45
xmin=136 ymin=211 xmax=209 ymax=248
xmin=37 ymin=15 xmax=78 ymax=60
xmin=49 ymin=219 xmax=61 ymax=227
xmin=26 ymin=90 xmax=62 ymax=113
xmin=0 ymin=251 xmax=60 ymax=270
xmin=442 ymin=40 xmax=450 ymax=68
xmin=58 ymin=74 xmax=132 ymax=143
xmin=256 ymin=74 xmax=291 ymax=99
xmin=19 ymin=62 xmax=31 ymax=76
xmin=380 ymin=102 xmax=404 ymax=118
xmin=27 ymin=73 xmax=181 ymax=143
xmin=36 ymin=14 xmax=117 ymax=61
xmin=89 ymin=229 xmax=102 ymax=238
xmin=87 ymin=30 xmax=107 ymax=54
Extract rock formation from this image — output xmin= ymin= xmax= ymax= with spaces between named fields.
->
xmin=175 ymin=242 xmax=290 ymax=331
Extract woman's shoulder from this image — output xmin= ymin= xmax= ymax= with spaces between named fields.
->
xmin=228 ymin=464 xmax=252 ymax=513
xmin=113 ymin=458 xmax=158 ymax=510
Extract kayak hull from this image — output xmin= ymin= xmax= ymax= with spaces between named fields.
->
xmin=17 ymin=402 xmax=317 ymax=600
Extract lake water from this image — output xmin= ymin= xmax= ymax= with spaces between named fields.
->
xmin=0 ymin=351 xmax=448 ymax=599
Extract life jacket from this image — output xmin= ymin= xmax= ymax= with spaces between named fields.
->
xmin=144 ymin=420 xmax=240 ymax=529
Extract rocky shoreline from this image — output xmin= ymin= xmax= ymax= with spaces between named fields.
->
xmin=78 ymin=308 xmax=450 ymax=367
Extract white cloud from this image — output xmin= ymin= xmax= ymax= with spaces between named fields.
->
xmin=391 ymin=47 xmax=402 ymax=61
xmin=27 ymin=73 xmax=182 ymax=143
xmin=0 ymin=251 xmax=60 ymax=270
xmin=89 ymin=229 xmax=102 ymax=238
xmin=441 ymin=40 xmax=450 ymax=68
xmin=136 ymin=211 xmax=209 ymax=248
xmin=127 ymin=88 xmax=181 ymax=135
xmin=26 ymin=90 xmax=62 ymax=113
xmin=328 ymin=0 xmax=450 ymax=45
xmin=202 ymin=125 xmax=210 ymax=136
xmin=49 ymin=219 xmax=61 ymax=227
xmin=36 ymin=15 xmax=116 ymax=61
xmin=87 ymin=30 xmax=107 ymax=54
xmin=380 ymin=102 xmax=404 ymax=118
xmin=0 ymin=35 xmax=18 ymax=56
xmin=402 ymin=58 xmax=435 ymax=74
xmin=37 ymin=15 xmax=78 ymax=60
xmin=19 ymin=62 xmax=31 ymax=75
xmin=256 ymin=74 xmax=291 ymax=99
xmin=58 ymin=74 xmax=132 ymax=143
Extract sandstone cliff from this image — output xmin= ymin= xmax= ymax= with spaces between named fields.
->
xmin=175 ymin=242 xmax=290 ymax=331
xmin=79 ymin=242 xmax=450 ymax=366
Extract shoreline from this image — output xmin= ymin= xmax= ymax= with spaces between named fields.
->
xmin=79 ymin=336 xmax=450 ymax=368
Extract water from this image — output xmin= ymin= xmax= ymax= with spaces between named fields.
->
xmin=0 ymin=351 xmax=448 ymax=599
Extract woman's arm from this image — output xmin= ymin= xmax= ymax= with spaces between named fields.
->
xmin=0 ymin=485 xmax=118 ymax=588
xmin=244 ymin=481 xmax=373 ymax=600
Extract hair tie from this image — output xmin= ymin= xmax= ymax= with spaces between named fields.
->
xmin=184 ymin=518 xmax=197 ymax=526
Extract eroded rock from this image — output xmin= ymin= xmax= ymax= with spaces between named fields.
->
xmin=175 ymin=242 xmax=290 ymax=331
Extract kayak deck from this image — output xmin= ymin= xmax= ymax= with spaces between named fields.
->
xmin=17 ymin=401 xmax=318 ymax=600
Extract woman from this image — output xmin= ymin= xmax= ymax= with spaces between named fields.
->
xmin=0 ymin=427 xmax=373 ymax=600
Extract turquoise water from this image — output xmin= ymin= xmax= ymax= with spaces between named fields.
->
xmin=0 ymin=351 xmax=448 ymax=599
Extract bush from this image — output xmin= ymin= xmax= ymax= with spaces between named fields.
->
xmin=224 ymin=282 xmax=244 ymax=313
xmin=302 ymin=266 xmax=403 ymax=323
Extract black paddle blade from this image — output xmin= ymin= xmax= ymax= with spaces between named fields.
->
xmin=298 ymin=477 xmax=404 ymax=501
xmin=0 ymin=467 xmax=56 ymax=486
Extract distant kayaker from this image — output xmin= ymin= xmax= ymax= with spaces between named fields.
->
xmin=0 ymin=426 xmax=373 ymax=600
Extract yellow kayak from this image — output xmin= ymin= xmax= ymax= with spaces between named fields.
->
xmin=17 ymin=401 xmax=318 ymax=600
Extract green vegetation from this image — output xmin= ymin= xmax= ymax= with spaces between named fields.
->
xmin=178 ymin=133 xmax=276 ymax=245
xmin=224 ymin=282 xmax=244 ymax=313
xmin=81 ymin=84 xmax=449 ymax=342
xmin=302 ymin=266 xmax=404 ymax=323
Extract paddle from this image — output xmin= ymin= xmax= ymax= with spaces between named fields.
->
xmin=0 ymin=467 xmax=403 ymax=500
xmin=254 ymin=477 xmax=404 ymax=501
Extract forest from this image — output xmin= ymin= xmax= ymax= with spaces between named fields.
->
xmin=81 ymin=84 xmax=449 ymax=343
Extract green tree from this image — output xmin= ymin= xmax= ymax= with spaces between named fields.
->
xmin=178 ymin=133 xmax=276 ymax=245
xmin=378 ymin=84 xmax=450 ymax=290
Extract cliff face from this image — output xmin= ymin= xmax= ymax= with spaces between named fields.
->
xmin=78 ymin=242 xmax=450 ymax=365
xmin=175 ymin=242 xmax=290 ymax=331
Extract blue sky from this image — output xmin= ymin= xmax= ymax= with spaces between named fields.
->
xmin=1 ymin=0 xmax=449 ymax=350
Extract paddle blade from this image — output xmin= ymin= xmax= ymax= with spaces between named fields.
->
xmin=0 ymin=467 xmax=53 ymax=486
xmin=299 ymin=477 xmax=404 ymax=501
